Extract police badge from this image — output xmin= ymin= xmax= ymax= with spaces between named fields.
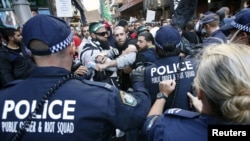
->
xmin=120 ymin=91 xmax=137 ymax=106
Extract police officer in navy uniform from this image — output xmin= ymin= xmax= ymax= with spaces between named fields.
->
xmin=0 ymin=15 xmax=151 ymax=141
xmin=201 ymin=13 xmax=228 ymax=46
xmin=144 ymin=26 xmax=197 ymax=110
xmin=143 ymin=43 xmax=250 ymax=141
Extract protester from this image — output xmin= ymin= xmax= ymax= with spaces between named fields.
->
xmin=80 ymin=22 xmax=110 ymax=67
xmin=78 ymin=23 xmax=91 ymax=54
xmin=131 ymin=32 xmax=158 ymax=69
xmin=143 ymin=43 xmax=250 ymax=141
xmin=117 ymin=19 xmax=129 ymax=33
xmin=127 ymin=22 xmax=136 ymax=39
xmin=79 ymin=21 xmax=120 ymax=86
xmin=0 ymin=27 xmax=35 ymax=88
xmin=95 ymin=26 xmax=138 ymax=91
xmin=144 ymin=25 xmax=197 ymax=110
xmin=103 ymin=21 xmax=116 ymax=48
xmin=0 ymin=15 xmax=151 ymax=141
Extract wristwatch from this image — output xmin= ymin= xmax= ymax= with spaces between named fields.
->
xmin=156 ymin=92 xmax=168 ymax=100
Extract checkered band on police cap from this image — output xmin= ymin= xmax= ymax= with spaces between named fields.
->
xmin=22 ymin=15 xmax=73 ymax=55
xmin=221 ymin=9 xmax=250 ymax=33
xmin=231 ymin=9 xmax=250 ymax=33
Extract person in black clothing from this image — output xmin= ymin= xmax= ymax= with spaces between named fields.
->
xmin=131 ymin=32 xmax=158 ymax=69
xmin=0 ymin=27 xmax=35 ymax=88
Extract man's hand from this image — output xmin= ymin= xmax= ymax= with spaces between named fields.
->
xmin=74 ymin=65 xmax=88 ymax=76
xmin=95 ymin=55 xmax=107 ymax=64
xmin=95 ymin=63 xmax=108 ymax=71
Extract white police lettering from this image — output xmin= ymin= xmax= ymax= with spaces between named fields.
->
xmin=1 ymin=121 xmax=18 ymax=132
xmin=1 ymin=121 xmax=75 ymax=134
xmin=1 ymin=100 xmax=76 ymax=134
xmin=150 ymin=61 xmax=193 ymax=76
xmin=57 ymin=122 xmax=74 ymax=135
xmin=2 ymin=100 xmax=76 ymax=120
xmin=44 ymin=121 xmax=56 ymax=133
xmin=150 ymin=61 xmax=195 ymax=83
xmin=19 ymin=121 xmax=36 ymax=132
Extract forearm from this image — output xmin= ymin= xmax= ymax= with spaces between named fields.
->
xmin=116 ymin=53 xmax=136 ymax=69
xmin=104 ymin=60 xmax=118 ymax=68
xmin=147 ymin=99 xmax=166 ymax=117
xmin=147 ymin=80 xmax=176 ymax=117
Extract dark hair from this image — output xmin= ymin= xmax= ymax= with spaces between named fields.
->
xmin=156 ymin=43 xmax=180 ymax=57
xmin=138 ymin=32 xmax=154 ymax=44
xmin=2 ymin=27 xmax=18 ymax=42
xmin=117 ymin=19 xmax=128 ymax=27
xmin=185 ymin=20 xmax=195 ymax=31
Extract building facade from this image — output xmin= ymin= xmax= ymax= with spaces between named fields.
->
xmin=113 ymin=0 xmax=244 ymax=22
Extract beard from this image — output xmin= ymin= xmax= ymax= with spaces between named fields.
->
xmin=14 ymin=40 xmax=22 ymax=47
xmin=97 ymin=38 xmax=110 ymax=50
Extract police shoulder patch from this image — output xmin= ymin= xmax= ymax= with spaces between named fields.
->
xmin=120 ymin=91 xmax=137 ymax=107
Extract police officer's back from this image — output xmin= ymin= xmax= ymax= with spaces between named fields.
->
xmin=144 ymin=26 xmax=197 ymax=110
xmin=0 ymin=15 xmax=151 ymax=141
xmin=143 ymin=43 xmax=250 ymax=141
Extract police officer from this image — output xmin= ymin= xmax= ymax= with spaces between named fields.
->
xmin=144 ymin=26 xmax=197 ymax=110
xmin=221 ymin=8 xmax=250 ymax=45
xmin=143 ymin=43 xmax=250 ymax=141
xmin=0 ymin=15 xmax=151 ymax=141
xmin=201 ymin=13 xmax=228 ymax=46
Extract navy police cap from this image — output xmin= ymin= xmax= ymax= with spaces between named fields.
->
xmin=22 ymin=15 xmax=73 ymax=56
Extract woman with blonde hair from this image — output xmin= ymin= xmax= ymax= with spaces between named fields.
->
xmin=143 ymin=43 xmax=250 ymax=141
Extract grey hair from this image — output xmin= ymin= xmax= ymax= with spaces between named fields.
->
xmin=194 ymin=43 xmax=250 ymax=123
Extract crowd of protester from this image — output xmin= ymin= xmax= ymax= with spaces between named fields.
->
xmin=1 ymin=0 xmax=250 ymax=141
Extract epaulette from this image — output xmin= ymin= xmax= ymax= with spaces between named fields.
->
xmin=82 ymin=79 xmax=115 ymax=92
xmin=164 ymin=108 xmax=200 ymax=119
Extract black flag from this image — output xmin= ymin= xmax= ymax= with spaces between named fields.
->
xmin=171 ymin=0 xmax=198 ymax=29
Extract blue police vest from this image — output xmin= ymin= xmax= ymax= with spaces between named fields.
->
xmin=0 ymin=67 xmax=151 ymax=141
xmin=145 ymin=56 xmax=197 ymax=110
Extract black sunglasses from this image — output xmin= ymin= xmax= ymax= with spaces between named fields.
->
xmin=95 ymin=32 xmax=108 ymax=36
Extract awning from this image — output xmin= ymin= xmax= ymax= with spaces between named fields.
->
xmin=118 ymin=0 xmax=143 ymax=12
